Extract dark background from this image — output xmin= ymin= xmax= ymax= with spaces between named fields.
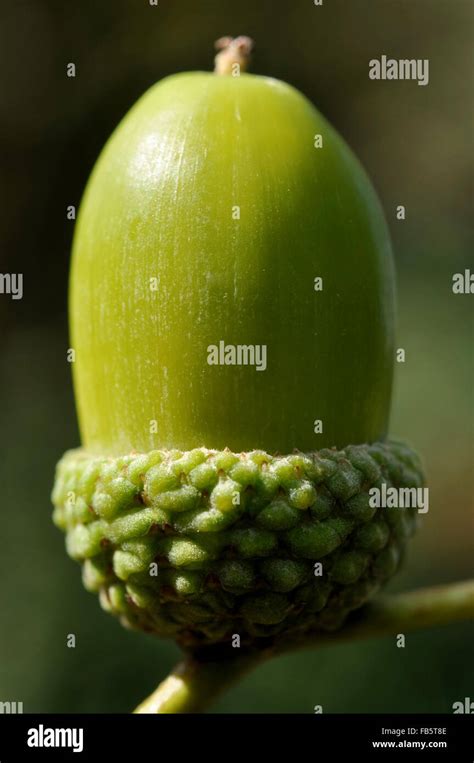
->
xmin=0 ymin=0 xmax=472 ymax=713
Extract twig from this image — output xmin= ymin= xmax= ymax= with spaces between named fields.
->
xmin=134 ymin=579 xmax=474 ymax=714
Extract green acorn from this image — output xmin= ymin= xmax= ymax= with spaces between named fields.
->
xmin=53 ymin=37 xmax=424 ymax=650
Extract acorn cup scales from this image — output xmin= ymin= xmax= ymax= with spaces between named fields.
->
xmin=53 ymin=38 xmax=424 ymax=650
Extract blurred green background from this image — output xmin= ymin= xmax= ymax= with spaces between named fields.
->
xmin=0 ymin=0 xmax=472 ymax=713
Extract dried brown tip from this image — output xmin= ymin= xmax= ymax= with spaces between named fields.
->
xmin=214 ymin=36 xmax=254 ymax=76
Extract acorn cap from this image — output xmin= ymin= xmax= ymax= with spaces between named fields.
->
xmin=53 ymin=440 xmax=424 ymax=648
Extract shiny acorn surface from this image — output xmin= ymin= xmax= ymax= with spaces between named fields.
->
xmin=71 ymin=70 xmax=395 ymax=456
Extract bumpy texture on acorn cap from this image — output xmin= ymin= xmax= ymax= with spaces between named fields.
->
xmin=53 ymin=440 xmax=423 ymax=648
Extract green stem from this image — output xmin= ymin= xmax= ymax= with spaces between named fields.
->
xmin=134 ymin=579 xmax=474 ymax=714
xmin=134 ymin=651 xmax=261 ymax=713
xmin=279 ymin=578 xmax=474 ymax=652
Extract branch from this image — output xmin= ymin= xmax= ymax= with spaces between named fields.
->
xmin=278 ymin=578 xmax=474 ymax=653
xmin=134 ymin=579 xmax=474 ymax=714
xmin=134 ymin=651 xmax=261 ymax=714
